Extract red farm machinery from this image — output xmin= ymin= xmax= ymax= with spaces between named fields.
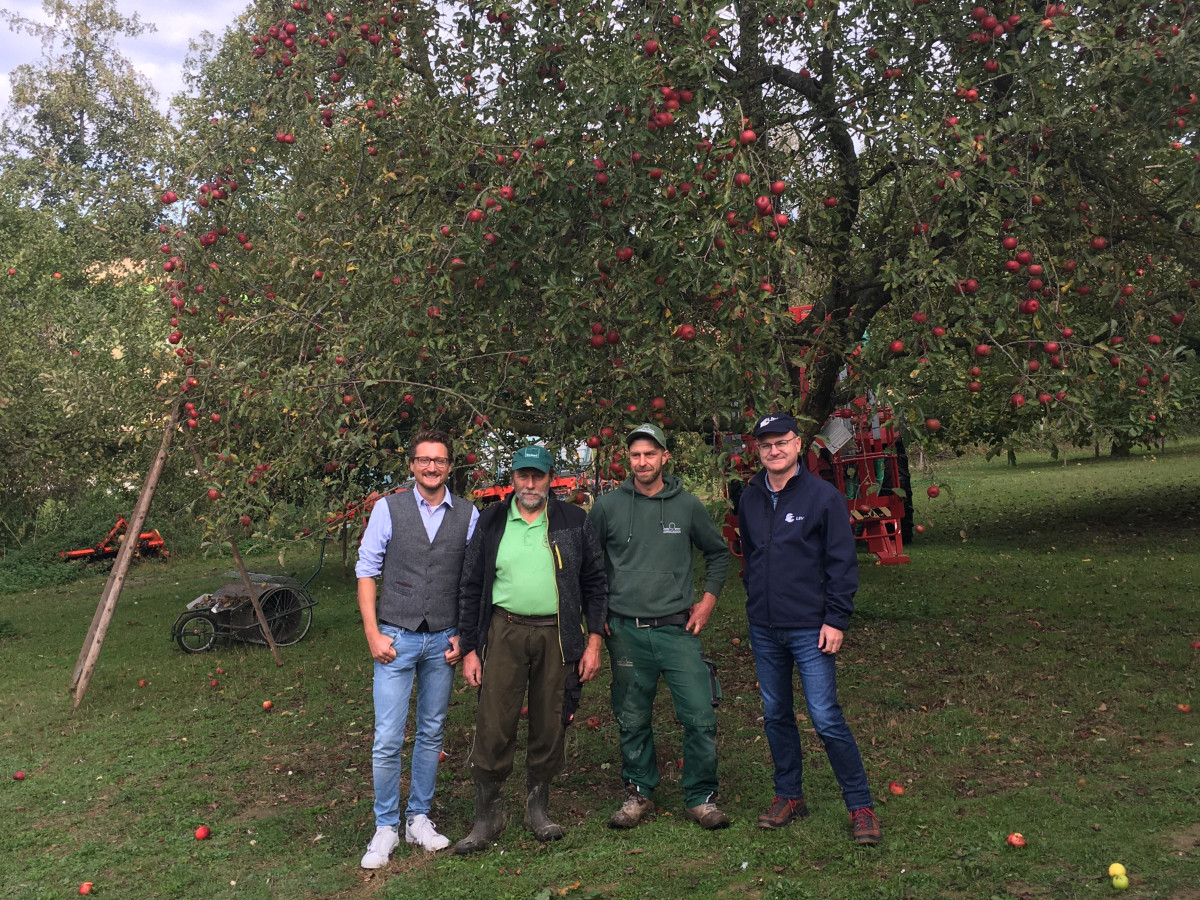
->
xmin=722 ymin=306 xmax=913 ymax=566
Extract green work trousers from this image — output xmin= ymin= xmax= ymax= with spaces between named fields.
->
xmin=469 ymin=612 xmax=571 ymax=784
xmin=605 ymin=615 xmax=718 ymax=807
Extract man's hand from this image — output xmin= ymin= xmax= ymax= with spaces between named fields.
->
xmin=818 ymin=624 xmax=844 ymax=655
xmin=578 ymin=636 xmax=602 ymax=682
xmin=367 ymin=630 xmax=397 ymax=664
xmin=686 ymin=592 xmax=718 ymax=635
xmin=445 ymin=634 xmax=462 ymax=665
xmin=463 ymin=650 xmax=482 ymax=687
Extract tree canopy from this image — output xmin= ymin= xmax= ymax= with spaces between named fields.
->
xmin=4 ymin=0 xmax=1199 ymax=542
xmin=150 ymin=0 xmax=1198 ymax=536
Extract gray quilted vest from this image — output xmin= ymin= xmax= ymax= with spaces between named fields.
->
xmin=377 ymin=489 xmax=473 ymax=631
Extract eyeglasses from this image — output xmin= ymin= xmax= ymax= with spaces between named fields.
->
xmin=758 ymin=437 xmax=797 ymax=453
xmin=413 ymin=456 xmax=451 ymax=468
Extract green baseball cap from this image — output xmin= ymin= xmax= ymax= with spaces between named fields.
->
xmin=627 ymin=422 xmax=667 ymax=449
xmin=511 ymin=444 xmax=553 ymax=473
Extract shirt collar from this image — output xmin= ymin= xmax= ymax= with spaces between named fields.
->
xmin=415 ymin=490 xmax=452 ymax=512
xmin=508 ymin=498 xmax=546 ymax=524
xmin=766 ymin=463 xmax=803 ymax=493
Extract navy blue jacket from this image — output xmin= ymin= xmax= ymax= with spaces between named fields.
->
xmin=737 ymin=465 xmax=858 ymax=631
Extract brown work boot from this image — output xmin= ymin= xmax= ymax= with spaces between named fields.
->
xmin=684 ymin=801 xmax=730 ymax=830
xmin=608 ymin=785 xmax=654 ymax=829
xmin=849 ymin=807 xmax=881 ymax=845
xmin=757 ymin=796 xmax=809 ymax=829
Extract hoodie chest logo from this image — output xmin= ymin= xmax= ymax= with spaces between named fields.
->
xmin=662 ymin=521 xmax=682 ymax=534
xmin=784 ymin=513 xmax=805 ymax=524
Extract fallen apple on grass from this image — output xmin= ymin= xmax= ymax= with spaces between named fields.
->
xmin=1006 ymin=832 xmax=1026 ymax=848
xmin=262 ymin=701 xmax=273 ymax=711
xmin=13 ymin=771 xmax=25 ymax=781
xmin=78 ymin=883 xmax=94 ymax=895
xmin=195 ymin=825 xmax=211 ymax=840
xmin=889 ymin=781 xmax=905 ymax=796
xmin=587 ymin=716 xmax=602 ymax=729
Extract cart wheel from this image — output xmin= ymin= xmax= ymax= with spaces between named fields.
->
xmin=176 ymin=612 xmax=218 ymax=653
xmin=259 ymin=588 xmax=314 ymax=647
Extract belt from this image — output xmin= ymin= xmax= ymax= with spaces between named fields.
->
xmin=613 ymin=611 xmax=689 ymax=628
xmin=499 ymin=610 xmax=557 ymax=627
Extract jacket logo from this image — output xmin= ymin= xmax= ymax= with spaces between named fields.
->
xmin=784 ymin=513 xmax=804 ymax=523
xmin=662 ymin=522 xmax=682 ymax=534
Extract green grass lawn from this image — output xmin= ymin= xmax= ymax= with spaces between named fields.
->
xmin=2 ymin=441 xmax=1198 ymax=899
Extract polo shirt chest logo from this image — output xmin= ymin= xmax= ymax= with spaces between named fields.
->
xmin=783 ymin=513 xmax=805 ymax=523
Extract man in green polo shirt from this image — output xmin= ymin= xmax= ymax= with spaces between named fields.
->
xmin=455 ymin=445 xmax=608 ymax=853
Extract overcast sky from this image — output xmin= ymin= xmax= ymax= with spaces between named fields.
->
xmin=0 ymin=0 xmax=250 ymax=114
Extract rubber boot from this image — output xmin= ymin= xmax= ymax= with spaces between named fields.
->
xmin=524 ymin=780 xmax=565 ymax=842
xmin=454 ymin=779 xmax=507 ymax=855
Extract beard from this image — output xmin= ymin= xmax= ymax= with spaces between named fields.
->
xmin=516 ymin=485 xmax=550 ymax=512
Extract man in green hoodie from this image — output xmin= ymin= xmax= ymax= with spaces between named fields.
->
xmin=589 ymin=423 xmax=731 ymax=830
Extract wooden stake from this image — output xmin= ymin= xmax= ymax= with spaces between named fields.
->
xmin=191 ymin=449 xmax=284 ymax=668
xmin=71 ymin=401 xmax=182 ymax=706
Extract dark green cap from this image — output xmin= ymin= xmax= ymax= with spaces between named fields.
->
xmin=626 ymin=422 xmax=667 ymax=449
xmin=512 ymin=445 xmax=553 ymax=473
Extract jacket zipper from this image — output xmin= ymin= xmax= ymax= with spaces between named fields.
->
xmin=550 ymin=537 xmax=565 ymax=663
xmin=765 ymin=485 xmax=775 ymax=628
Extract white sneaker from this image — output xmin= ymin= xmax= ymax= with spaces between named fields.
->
xmin=360 ymin=825 xmax=399 ymax=869
xmin=405 ymin=814 xmax=451 ymax=851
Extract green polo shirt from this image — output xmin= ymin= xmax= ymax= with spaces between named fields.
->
xmin=492 ymin=501 xmax=558 ymax=616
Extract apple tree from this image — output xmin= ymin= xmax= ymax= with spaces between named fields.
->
xmin=154 ymin=0 xmax=1199 ymax=538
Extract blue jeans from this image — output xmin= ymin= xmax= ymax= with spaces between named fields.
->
xmin=372 ymin=624 xmax=456 ymax=827
xmin=749 ymin=624 xmax=872 ymax=811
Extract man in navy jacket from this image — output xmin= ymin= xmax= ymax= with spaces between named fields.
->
xmin=737 ymin=413 xmax=881 ymax=845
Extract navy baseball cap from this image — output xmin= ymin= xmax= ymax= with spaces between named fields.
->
xmin=752 ymin=413 xmax=799 ymax=438
xmin=512 ymin=445 xmax=553 ymax=473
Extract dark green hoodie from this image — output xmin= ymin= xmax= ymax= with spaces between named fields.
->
xmin=588 ymin=473 xmax=730 ymax=619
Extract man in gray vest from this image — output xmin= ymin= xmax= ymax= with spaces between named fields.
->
xmin=355 ymin=428 xmax=479 ymax=866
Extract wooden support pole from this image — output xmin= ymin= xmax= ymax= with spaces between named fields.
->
xmin=191 ymin=449 xmax=284 ymax=667
xmin=71 ymin=401 xmax=182 ymax=706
